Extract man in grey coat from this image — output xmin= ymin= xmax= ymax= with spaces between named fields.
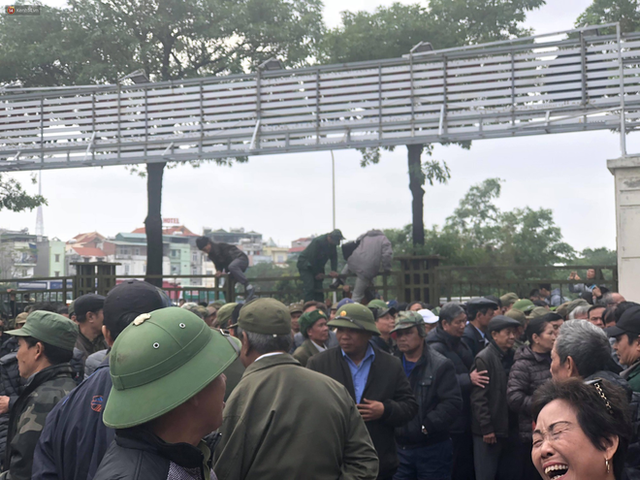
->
xmin=338 ymin=230 xmax=393 ymax=303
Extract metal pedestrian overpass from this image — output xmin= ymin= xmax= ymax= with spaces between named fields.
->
xmin=1 ymin=23 xmax=639 ymax=171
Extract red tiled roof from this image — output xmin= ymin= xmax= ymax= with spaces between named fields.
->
xmin=71 ymin=246 xmax=106 ymax=257
xmin=71 ymin=232 xmax=105 ymax=244
xmin=288 ymin=246 xmax=306 ymax=253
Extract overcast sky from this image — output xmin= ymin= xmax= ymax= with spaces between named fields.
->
xmin=0 ymin=0 xmax=631 ymax=252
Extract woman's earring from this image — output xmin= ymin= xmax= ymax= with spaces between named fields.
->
xmin=605 ymin=458 xmax=611 ymax=474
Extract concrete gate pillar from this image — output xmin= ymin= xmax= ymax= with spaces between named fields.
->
xmin=608 ymin=156 xmax=640 ymax=301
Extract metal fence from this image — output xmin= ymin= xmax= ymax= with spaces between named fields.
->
xmin=0 ymin=262 xmax=618 ymax=318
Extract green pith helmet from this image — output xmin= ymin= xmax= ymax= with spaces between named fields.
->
xmin=215 ymin=302 xmax=238 ymax=329
xmin=103 ymin=307 xmax=240 ymax=429
xmin=328 ymin=303 xmax=380 ymax=336
xmin=512 ymin=299 xmax=535 ymax=314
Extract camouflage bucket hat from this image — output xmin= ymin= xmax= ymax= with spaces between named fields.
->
xmin=390 ymin=311 xmax=424 ymax=334
xmin=328 ymin=303 xmax=380 ymax=336
xmin=103 ymin=307 xmax=240 ymax=429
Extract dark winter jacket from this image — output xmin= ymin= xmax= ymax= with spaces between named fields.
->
xmin=426 ymin=327 xmax=474 ymax=435
xmin=470 ymin=342 xmax=515 ymax=438
xmin=462 ymin=323 xmax=486 ymax=358
xmin=506 ymin=345 xmax=552 ymax=440
xmin=394 ymin=341 xmax=462 ymax=446
xmin=307 ymin=345 xmax=418 ymax=479
xmin=32 ymin=358 xmax=114 ymax=480
xmin=371 ymin=336 xmax=396 ymax=355
xmin=207 ymin=242 xmax=247 ymax=273
xmin=93 ymin=427 xmax=215 ymax=480
xmin=5 ymin=363 xmax=76 ymax=480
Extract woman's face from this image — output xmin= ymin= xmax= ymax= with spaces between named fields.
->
xmin=533 ymin=322 xmax=557 ymax=353
xmin=532 ymin=399 xmax=618 ymax=480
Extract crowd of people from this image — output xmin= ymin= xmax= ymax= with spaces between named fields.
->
xmin=0 ymin=230 xmax=634 ymax=480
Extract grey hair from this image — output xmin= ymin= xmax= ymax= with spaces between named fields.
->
xmin=439 ymin=302 xmax=465 ymax=324
xmin=555 ymin=320 xmax=612 ymax=377
xmin=237 ymin=326 xmax=293 ymax=355
xmin=568 ymin=305 xmax=590 ymax=320
xmin=598 ymin=293 xmax=615 ymax=307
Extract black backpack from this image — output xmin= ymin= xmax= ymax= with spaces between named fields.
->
xmin=341 ymin=240 xmax=360 ymax=261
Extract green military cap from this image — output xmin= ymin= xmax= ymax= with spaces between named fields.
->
xmin=329 ymin=229 xmax=344 ymax=241
xmin=500 ymin=292 xmax=519 ymax=306
xmin=505 ymin=308 xmax=527 ymax=326
xmin=390 ymin=311 xmax=423 ymax=334
xmin=567 ymin=298 xmax=589 ymax=315
xmin=528 ymin=306 xmax=550 ymax=319
xmin=288 ymin=302 xmax=303 ymax=315
xmin=104 ymin=307 xmax=240 ymax=429
xmin=181 ymin=302 xmax=208 ymax=319
xmin=209 ymin=300 xmax=225 ymax=309
xmin=328 ymin=303 xmax=380 ymax=336
xmin=512 ymin=299 xmax=535 ymax=314
xmin=238 ymin=298 xmax=291 ymax=336
xmin=299 ymin=310 xmax=328 ymax=338
xmin=5 ymin=310 xmax=78 ymax=351
xmin=368 ymin=299 xmax=396 ymax=318
xmin=555 ymin=302 xmax=570 ymax=319
xmin=215 ymin=302 xmax=238 ymax=329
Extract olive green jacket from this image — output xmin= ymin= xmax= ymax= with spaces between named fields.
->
xmin=292 ymin=339 xmax=321 ymax=367
xmin=622 ymin=361 xmax=640 ymax=393
xmin=215 ymin=354 xmax=378 ymax=480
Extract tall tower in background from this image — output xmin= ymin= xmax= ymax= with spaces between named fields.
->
xmin=35 ymin=171 xmax=44 ymax=241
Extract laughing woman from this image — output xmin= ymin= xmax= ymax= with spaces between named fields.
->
xmin=531 ymin=378 xmax=631 ymax=480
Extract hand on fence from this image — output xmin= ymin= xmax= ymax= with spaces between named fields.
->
xmin=329 ymin=271 xmax=339 ymax=278
xmin=315 ymin=273 xmax=325 ymax=280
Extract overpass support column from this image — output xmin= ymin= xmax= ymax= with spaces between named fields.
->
xmin=608 ymin=156 xmax=640 ymax=301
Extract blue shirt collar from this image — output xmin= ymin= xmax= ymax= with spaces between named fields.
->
xmin=341 ymin=343 xmax=375 ymax=364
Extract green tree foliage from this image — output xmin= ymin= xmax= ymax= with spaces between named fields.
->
xmin=0 ymin=0 xmax=324 ymax=86
xmin=0 ymin=175 xmax=45 ymax=212
xmin=322 ymin=0 xmax=545 ymax=63
xmin=576 ymin=0 xmax=640 ymax=34
xmin=575 ymin=247 xmax=617 ymax=265
xmin=385 ymin=178 xmax=576 ymax=266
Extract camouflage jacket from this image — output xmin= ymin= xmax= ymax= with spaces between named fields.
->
xmin=3 ymin=363 xmax=76 ymax=480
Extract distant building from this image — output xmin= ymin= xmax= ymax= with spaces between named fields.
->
xmin=35 ymin=238 xmax=66 ymax=277
xmin=0 ymin=229 xmax=39 ymax=278
xmin=263 ymin=238 xmax=289 ymax=265
xmin=65 ymin=232 xmax=108 ymax=275
xmin=288 ymin=236 xmax=314 ymax=261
